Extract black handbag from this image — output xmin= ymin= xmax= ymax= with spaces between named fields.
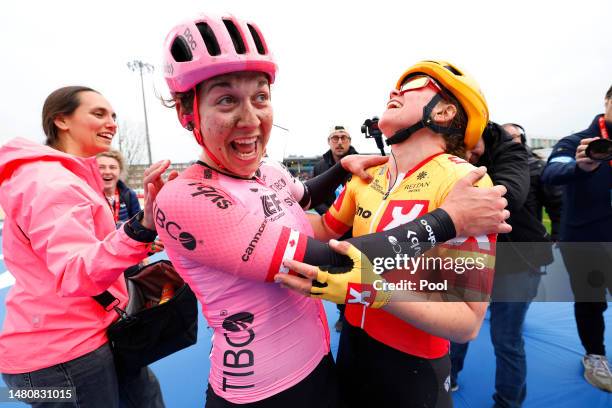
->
xmin=94 ymin=260 xmax=198 ymax=374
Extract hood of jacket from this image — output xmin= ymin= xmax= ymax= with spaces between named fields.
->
xmin=0 ymin=137 xmax=104 ymax=194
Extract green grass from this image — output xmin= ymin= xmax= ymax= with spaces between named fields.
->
xmin=542 ymin=212 xmax=552 ymax=236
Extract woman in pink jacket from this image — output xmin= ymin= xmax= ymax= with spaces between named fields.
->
xmin=0 ymin=86 xmax=170 ymax=407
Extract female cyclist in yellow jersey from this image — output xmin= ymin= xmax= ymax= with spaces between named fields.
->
xmin=279 ymin=60 xmax=496 ymax=408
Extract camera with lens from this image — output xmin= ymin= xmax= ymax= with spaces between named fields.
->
xmin=586 ymin=138 xmax=612 ymax=161
xmin=361 ymin=117 xmax=382 ymax=139
xmin=361 ymin=116 xmax=385 ymax=156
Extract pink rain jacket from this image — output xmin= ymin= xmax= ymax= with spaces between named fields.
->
xmin=0 ymin=138 xmax=150 ymax=373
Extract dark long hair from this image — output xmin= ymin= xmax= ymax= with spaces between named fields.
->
xmin=439 ymin=90 xmax=468 ymax=158
xmin=42 ymin=86 xmax=99 ymax=146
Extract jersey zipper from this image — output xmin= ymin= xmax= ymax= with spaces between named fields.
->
xmin=368 ymin=171 xmax=406 ymax=234
xmin=361 ymin=170 xmax=406 ymax=328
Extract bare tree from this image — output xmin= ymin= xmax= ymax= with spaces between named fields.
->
xmin=112 ymin=119 xmax=146 ymax=188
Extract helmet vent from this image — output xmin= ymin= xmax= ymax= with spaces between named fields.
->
xmin=222 ymin=19 xmax=247 ymax=54
xmin=247 ymin=24 xmax=266 ymax=55
xmin=170 ymin=36 xmax=193 ymax=62
xmin=444 ymin=64 xmax=463 ymax=76
xmin=196 ymin=23 xmax=221 ymax=56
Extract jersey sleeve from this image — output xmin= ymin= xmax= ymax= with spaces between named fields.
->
xmin=261 ymin=159 xmax=307 ymax=206
xmin=322 ymin=175 xmax=360 ymax=236
xmin=154 ymin=177 xmax=311 ymax=283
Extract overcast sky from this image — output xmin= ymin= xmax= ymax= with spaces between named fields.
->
xmin=1 ymin=0 xmax=610 ymax=163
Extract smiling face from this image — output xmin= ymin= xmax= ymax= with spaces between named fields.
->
xmin=97 ymin=155 xmax=121 ymax=192
xmin=54 ymin=91 xmax=117 ymax=157
xmin=197 ymin=71 xmax=273 ymax=177
xmin=378 ymin=85 xmax=441 ymax=137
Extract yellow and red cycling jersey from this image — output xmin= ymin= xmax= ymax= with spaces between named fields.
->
xmin=324 ymin=152 xmax=497 ymax=359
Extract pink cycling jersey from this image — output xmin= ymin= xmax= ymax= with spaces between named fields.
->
xmin=154 ymin=160 xmax=330 ymax=404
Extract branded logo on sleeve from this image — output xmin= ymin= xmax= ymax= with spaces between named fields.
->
xmin=269 ymin=178 xmax=287 ymax=193
xmin=387 ymin=235 xmax=402 ymax=254
xmin=154 ymin=205 xmax=198 ymax=250
xmin=355 ymin=206 xmax=372 ymax=219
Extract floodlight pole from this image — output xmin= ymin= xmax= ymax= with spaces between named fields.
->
xmin=127 ymin=60 xmax=154 ymax=165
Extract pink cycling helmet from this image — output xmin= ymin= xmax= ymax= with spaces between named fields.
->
xmin=162 ymin=13 xmax=277 ymax=94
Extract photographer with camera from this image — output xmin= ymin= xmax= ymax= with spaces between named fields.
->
xmin=541 ymin=84 xmax=612 ymax=392
xmin=361 ymin=117 xmax=386 ymax=156
xmin=313 ymin=125 xmax=358 ymax=216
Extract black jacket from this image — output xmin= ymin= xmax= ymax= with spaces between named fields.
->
xmin=312 ymin=146 xmax=358 ymax=215
xmin=541 ymin=115 xmax=612 ymax=242
xmin=477 ymin=122 xmax=554 ymax=272
xmin=477 ymin=122 xmax=530 ymax=214
xmin=528 ymin=151 xmax=562 ymax=241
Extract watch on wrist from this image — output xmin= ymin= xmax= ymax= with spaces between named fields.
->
xmin=123 ymin=211 xmax=157 ymax=243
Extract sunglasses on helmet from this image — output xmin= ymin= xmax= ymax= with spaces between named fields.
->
xmin=398 ymin=75 xmax=443 ymax=96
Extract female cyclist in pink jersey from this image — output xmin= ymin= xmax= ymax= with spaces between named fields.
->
xmin=0 ymin=86 xmax=171 ymax=407
xmin=278 ymin=61 xmax=499 ymax=407
xmin=156 ymin=14 xmax=510 ymax=408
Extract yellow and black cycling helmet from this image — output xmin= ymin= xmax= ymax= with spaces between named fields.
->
xmin=386 ymin=60 xmax=489 ymax=150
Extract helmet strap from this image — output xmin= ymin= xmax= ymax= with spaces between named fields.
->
xmin=385 ymin=94 xmax=463 ymax=146
xmin=192 ymin=90 xmax=227 ymax=171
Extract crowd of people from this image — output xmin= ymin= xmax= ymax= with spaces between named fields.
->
xmin=0 ymin=11 xmax=610 ymax=408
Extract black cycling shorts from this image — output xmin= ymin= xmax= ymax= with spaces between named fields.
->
xmin=336 ymin=323 xmax=452 ymax=408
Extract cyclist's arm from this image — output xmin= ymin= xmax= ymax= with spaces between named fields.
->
xmin=384 ymin=300 xmax=488 ymax=343
xmin=302 ymin=162 xmax=350 ymax=210
xmin=306 ymin=212 xmax=341 ymax=241
xmin=275 ymin=157 xmax=386 ymax=211
xmin=302 ymin=208 xmax=457 ymax=267
xmin=265 ymin=159 xmax=350 ymax=211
